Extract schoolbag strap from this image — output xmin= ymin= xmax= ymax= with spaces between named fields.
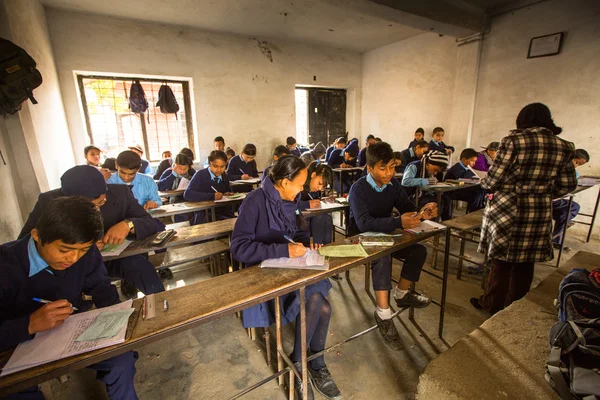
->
xmin=568 ymin=320 xmax=587 ymax=347
xmin=547 ymin=347 xmax=573 ymax=399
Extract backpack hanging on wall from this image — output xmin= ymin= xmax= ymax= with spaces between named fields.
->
xmin=156 ymin=84 xmax=179 ymax=118
xmin=0 ymin=38 xmax=43 ymax=116
xmin=128 ymin=80 xmax=149 ymax=122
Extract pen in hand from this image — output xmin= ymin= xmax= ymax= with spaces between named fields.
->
xmin=33 ymin=297 xmax=78 ymax=311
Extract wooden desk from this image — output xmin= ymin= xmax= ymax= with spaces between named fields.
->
xmin=149 ymin=198 xmax=245 ymax=221
xmin=439 ymin=209 xmax=485 ymax=281
xmin=332 ymin=167 xmax=363 ymax=195
xmin=158 ymin=189 xmax=185 ymax=198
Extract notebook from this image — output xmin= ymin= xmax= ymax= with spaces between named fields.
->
xmin=405 ymin=220 xmax=446 ymax=234
xmin=259 ymin=250 xmax=328 ymax=271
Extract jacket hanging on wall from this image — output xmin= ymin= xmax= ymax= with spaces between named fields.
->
xmin=156 ymin=84 xmax=179 ymax=119
xmin=0 ymin=38 xmax=43 ymax=116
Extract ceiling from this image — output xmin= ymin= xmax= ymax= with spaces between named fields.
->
xmin=41 ymin=0 xmax=525 ymax=52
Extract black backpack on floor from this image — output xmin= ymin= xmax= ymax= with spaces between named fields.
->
xmin=0 ymin=38 xmax=43 ymax=116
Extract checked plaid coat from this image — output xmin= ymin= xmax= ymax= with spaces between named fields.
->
xmin=478 ymin=127 xmax=577 ymax=263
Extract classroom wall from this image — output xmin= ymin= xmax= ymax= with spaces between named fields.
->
xmin=45 ymin=9 xmax=363 ymax=170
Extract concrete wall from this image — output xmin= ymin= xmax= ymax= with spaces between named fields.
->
xmin=45 ymin=9 xmax=362 ymax=170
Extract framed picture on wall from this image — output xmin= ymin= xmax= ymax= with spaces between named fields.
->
xmin=528 ymin=32 xmax=564 ymax=58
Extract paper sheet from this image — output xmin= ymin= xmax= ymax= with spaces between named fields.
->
xmin=406 ymin=220 xmax=446 ymax=234
xmin=176 ymin=177 xmax=190 ymax=191
xmin=1 ymin=300 xmax=134 ymax=376
xmin=578 ymin=177 xmax=600 ymax=187
xmin=231 ymin=178 xmax=261 ymax=185
xmin=260 ymin=250 xmax=328 ymax=270
xmin=360 ymin=232 xmax=403 ymax=237
xmin=214 ymin=193 xmax=247 ymax=203
xmin=100 ymin=240 xmax=132 ymax=257
xmin=319 ymin=244 xmax=368 ymax=258
xmin=76 ymin=308 xmax=135 ymax=342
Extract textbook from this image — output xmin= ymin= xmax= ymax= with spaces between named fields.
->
xmin=214 ymin=193 xmax=247 ymax=203
xmin=231 ymin=178 xmax=261 ymax=185
xmin=406 ymin=220 xmax=446 ymax=234
xmin=359 ymin=236 xmax=395 ymax=246
xmin=260 ymin=250 xmax=328 ymax=271
xmin=100 ymin=240 xmax=132 ymax=257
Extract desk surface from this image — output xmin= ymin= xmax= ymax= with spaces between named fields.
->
xmin=149 ymin=198 xmax=244 ymax=219
xmin=422 ymin=182 xmax=480 ymax=193
xmin=332 ymin=167 xmax=363 ymax=172
xmin=0 ymin=229 xmax=441 ymax=395
xmin=442 ymin=209 xmax=484 ymax=231
xmin=303 ymin=204 xmax=348 ymax=216
xmin=158 ymin=189 xmax=185 ymax=198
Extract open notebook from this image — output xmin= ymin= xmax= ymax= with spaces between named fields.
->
xmin=405 ymin=220 xmax=446 ymax=234
xmin=260 ymin=250 xmax=328 ymax=271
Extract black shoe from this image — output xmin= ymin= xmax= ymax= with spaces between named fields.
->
xmin=330 ymin=274 xmax=343 ymax=282
xmin=395 ymin=292 xmax=432 ymax=309
xmin=309 ymin=366 xmax=341 ymax=400
xmin=120 ymin=280 xmax=138 ymax=299
xmin=470 ymin=297 xmax=483 ymax=310
xmin=294 ymin=376 xmax=315 ymax=400
xmin=157 ymin=267 xmax=173 ymax=281
xmin=374 ymin=311 xmax=404 ymax=351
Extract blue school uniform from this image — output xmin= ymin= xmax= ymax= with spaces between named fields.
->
xmin=226 ymin=155 xmax=259 ymax=192
xmin=140 ymin=158 xmax=152 ymax=175
xmin=299 ymin=189 xmax=333 ymax=245
xmin=107 ymin=172 xmax=162 ymax=207
xmin=290 ymin=147 xmax=302 ymax=158
xmin=398 ymin=148 xmax=417 ymax=173
xmin=428 ymin=140 xmax=455 ymax=154
xmin=184 ymin=168 xmax=235 ymax=225
xmin=401 ymin=160 xmax=452 ymax=220
xmin=261 ymin=164 xmax=272 ymax=183
xmin=443 ymin=162 xmax=486 ymax=213
xmin=158 ymin=167 xmax=195 ymax=223
xmin=358 ymin=147 xmax=367 ymax=167
xmin=230 ymin=177 xmax=331 ymax=328
xmin=0 ymin=236 xmax=138 ymax=399
xmin=325 ymin=146 xmax=335 ymax=163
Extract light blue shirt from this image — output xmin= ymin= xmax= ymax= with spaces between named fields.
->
xmin=203 ymin=159 xmax=209 ymax=168
xmin=576 ymin=170 xmax=581 ymax=179
xmin=366 ymin=173 xmax=391 ymax=193
xmin=141 ymin=158 xmax=152 ymax=175
xmin=28 ymin=237 xmax=51 ymax=277
xmin=208 ymin=168 xmax=222 ymax=183
xmin=409 ymin=148 xmax=415 ymax=157
xmin=432 ymin=139 xmax=441 ymax=146
xmin=107 ymin=172 xmax=162 ymax=206
xmin=459 ymin=161 xmax=469 ymax=170
xmin=402 ymin=164 xmax=429 ymax=187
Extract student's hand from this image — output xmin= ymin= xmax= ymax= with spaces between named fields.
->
xmin=309 ymin=199 xmax=321 ymax=209
xmin=401 ymin=212 xmax=422 ymax=229
xmin=28 ymin=300 xmax=74 ymax=334
xmin=340 ymin=163 xmax=349 ymax=169
xmin=96 ymin=241 xmax=106 ymax=251
xmin=214 ymin=192 xmax=223 ymax=200
xmin=224 ymin=192 xmax=235 ymax=196
xmin=241 ymin=174 xmax=250 ymax=180
xmin=288 ymin=243 xmax=307 ymax=258
xmin=427 ymin=176 xmax=438 ymax=186
xmin=103 ymin=221 xmax=130 ymax=245
xmin=420 ymin=203 xmax=438 ymax=220
xmin=100 ymin=168 xmax=112 ymax=181
xmin=446 ymin=148 xmax=453 ymax=155
xmin=144 ymin=201 xmax=159 ymax=210
xmin=310 ymin=243 xmax=323 ymax=251
xmin=172 ymin=165 xmax=187 ymax=175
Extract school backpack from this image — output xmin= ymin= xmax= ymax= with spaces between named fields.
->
xmin=0 ymin=38 xmax=43 ymax=116
xmin=557 ymin=268 xmax=600 ymax=322
xmin=156 ymin=84 xmax=179 ymax=116
xmin=128 ymin=80 xmax=148 ymax=115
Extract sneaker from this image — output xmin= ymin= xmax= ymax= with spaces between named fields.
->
xmin=309 ymin=366 xmax=341 ymax=400
xmin=470 ymin=297 xmax=483 ymax=310
xmin=294 ymin=376 xmax=315 ymax=400
xmin=330 ymin=274 xmax=343 ymax=282
xmin=374 ymin=311 xmax=404 ymax=351
xmin=395 ymin=292 xmax=432 ymax=309
xmin=120 ymin=280 xmax=138 ymax=299
xmin=157 ymin=267 xmax=173 ymax=281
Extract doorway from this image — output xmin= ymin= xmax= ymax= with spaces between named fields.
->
xmin=295 ymin=87 xmax=347 ymax=146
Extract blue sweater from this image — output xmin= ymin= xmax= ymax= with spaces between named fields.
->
xmin=328 ymin=149 xmax=344 ymax=168
xmin=358 ymin=147 xmax=367 ymax=167
xmin=226 ymin=155 xmax=259 ymax=181
xmin=184 ymin=168 xmax=234 ymax=224
xmin=445 ymin=162 xmax=476 ymax=180
xmin=428 ymin=140 xmax=455 ymax=153
xmin=0 ymin=236 xmax=119 ymax=351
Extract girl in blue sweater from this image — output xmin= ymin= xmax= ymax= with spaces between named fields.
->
xmin=226 ymin=143 xmax=259 ymax=192
xmin=230 ymin=156 xmax=340 ymax=400
xmin=299 ymin=162 xmax=335 ymax=246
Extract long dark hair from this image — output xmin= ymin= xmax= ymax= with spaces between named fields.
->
xmin=304 ymin=161 xmax=333 ymax=194
xmin=174 ymin=153 xmax=192 ymax=166
xmin=269 ymin=155 xmax=307 ymax=230
xmin=516 ymin=102 xmax=562 ymax=135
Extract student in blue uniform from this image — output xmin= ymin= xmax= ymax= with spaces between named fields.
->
xmin=203 ymin=136 xmax=226 ymax=168
xmin=286 ymin=136 xmax=302 ymax=158
xmin=348 ymin=142 xmax=437 ymax=351
xmin=226 ymin=143 xmax=259 ymax=192
xmin=4 ymin=197 xmax=139 ymax=400
xmin=325 ymin=137 xmax=346 ymax=163
xmin=154 ymin=147 xmax=195 ymax=180
xmin=18 ymin=165 xmax=166 ymax=299
xmin=299 ymin=162 xmax=335 ymax=246
xmin=84 ymin=145 xmax=102 ymax=167
xmin=157 ymin=153 xmax=195 ymax=223
xmin=402 ymin=151 xmax=452 ymax=220
xmin=444 ymin=148 xmax=486 ymax=214
xmin=230 ymin=156 xmax=340 ymax=400
xmin=357 ymin=134 xmax=376 ymax=167
xmin=184 ymin=150 xmax=235 ymax=225
xmin=408 ymin=127 xmax=425 ymax=148
xmin=225 ymin=148 xmax=235 ymax=165
xmin=329 ymin=139 xmax=359 ymax=194
xmin=397 ymin=140 xmax=429 ymax=173
xmin=107 ymin=151 xmax=162 ymax=210
xmin=128 ymin=144 xmax=152 ymax=175
xmin=262 ymin=145 xmax=291 ymax=182
xmin=428 ymin=127 xmax=455 ymax=155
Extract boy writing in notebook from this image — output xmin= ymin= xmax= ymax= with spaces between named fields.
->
xmin=348 ymin=142 xmax=437 ymax=351
xmin=286 ymin=136 xmax=302 ymax=157
xmin=1 ymin=197 xmax=138 ymax=399
xmin=107 ymin=150 xmax=162 ymax=210
xmin=444 ymin=148 xmax=486 ymax=213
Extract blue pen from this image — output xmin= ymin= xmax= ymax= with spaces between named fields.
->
xmin=283 ymin=235 xmax=299 ymax=245
xmin=33 ymin=297 xmax=78 ymax=311
xmin=239 ymin=168 xmax=245 ymax=174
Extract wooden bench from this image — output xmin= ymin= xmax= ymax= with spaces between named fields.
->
xmin=149 ymin=239 xmax=230 ymax=276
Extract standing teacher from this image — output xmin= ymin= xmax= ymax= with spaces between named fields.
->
xmin=471 ymin=103 xmax=578 ymax=314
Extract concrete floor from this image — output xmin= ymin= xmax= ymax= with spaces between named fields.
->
xmin=48 ymin=229 xmax=599 ymax=400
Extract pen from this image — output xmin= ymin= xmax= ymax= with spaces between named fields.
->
xmin=308 ymin=193 xmax=314 ymax=200
xmin=283 ymin=235 xmax=299 ymax=245
xmin=33 ymin=297 xmax=78 ymax=311
xmin=239 ymin=168 xmax=245 ymax=174
xmin=211 ymin=186 xmax=218 ymax=193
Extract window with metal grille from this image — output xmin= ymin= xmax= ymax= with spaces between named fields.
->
xmin=77 ymin=75 xmax=194 ymax=162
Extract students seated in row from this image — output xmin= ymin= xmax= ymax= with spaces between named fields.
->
xmin=552 ymin=149 xmax=590 ymax=249
xmin=153 ymin=147 xmax=195 ymax=180
xmin=428 ymin=127 xmax=455 ymax=156
xmin=330 ymin=139 xmax=359 ymax=193
xmin=128 ymin=144 xmax=152 ymax=175
xmin=286 ymin=136 xmax=302 ymax=158
xmin=226 ymin=147 xmax=235 ymax=164
xmin=299 ymin=141 xmax=327 ymax=166
xmin=231 ymin=156 xmax=339 ymax=400
xmin=299 ymin=162 xmax=335 ymax=245
xmin=262 ymin=145 xmax=291 ymax=182
xmin=184 ymin=150 xmax=235 ymax=225
xmin=107 ymin=151 xmax=162 ymax=210
xmin=203 ymin=136 xmax=227 ymax=168
xmin=473 ymin=141 xmax=499 ymax=172
xmin=397 ymin=140 xmax=429 ymax=172
xmin=358 ymin=134 xmax=376 ymax=167
xmin=348 ymin=142 xmax=437 ymax=350
xmin=19 ymin=166 xmax=165 ymax=299
xmin=325 ymin=137 xmax=346 ymax=163
xmin=402 ymin=151 xmax=452 ymax=220
xmin=3 ymin=197 xmax=139 ymax=399
xmin=226 ymin=143 xmax=259 ymax=192
xmin=444 ymin=148 xmax=486 ymax=214
xmin=408 ymin=127 xmax=425 ymax=148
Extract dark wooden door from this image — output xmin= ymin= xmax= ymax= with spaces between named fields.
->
xmin=308 ymin=89 xmax=346 ymax=146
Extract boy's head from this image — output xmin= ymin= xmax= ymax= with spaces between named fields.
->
xmin=335 ymin=137 xmax=347 ymax=149
xmin=425 ymin=151 xmax=448 ymax=176
xmin=273 ymin=145 xmax=291 ymax=161
xmin=460 ymin=148 xmax=479 ymax=168
xmin=102 ymin=158 xmax=117 ymax=172
xmin=128 ymin=144 xmax=144 ymax=157
xmin=115 ymin=150 xmax=141 ymax=183
xmin=414 ymin=128 xmax=424 ymax=141
xmin=208 ymin=150 xmax=228 ymax=177
xmin=241 ymin=143 xmax=257 ymax=162
xmin=413 ymin=140 xmax=429 ymax=157
xmin=483 ymin=142 xmax=500 ymax=160
xmin=367 ymin=142 xmax=396 ymax=186
xmin=365 ymin=134 xmax=376 ymax=147
xmin=84 ymin=145 xmax=102 ymax=166
xmin=60 ymin=165 xmax=108 ymax=209
xmin=393 ymin=151 xmax=403 ymax=168
xmin=344 ymin=139 xmax=359 ymax=160
xmin=226 ymin=148 xmax=235 ymax=161
xmin=162 ymin=150 xmax=172 ymax=160
xmin=214 ymin=136 xmax=225 ymax=151
xmin=432 ymin=127 xmax=445 ymax=142
xmin=573 ymin=149 xmax=590 ymax=168
xmin=375 ymin=137 xmax=382 ymax=142
xmin=31 ymin=197 xmax=104 ymax=271
xmin=286 ymin=136 xmax=297 ymax=150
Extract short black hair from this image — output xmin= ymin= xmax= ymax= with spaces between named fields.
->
xmin=274 ymin=145 xmax=291 ymax=158
xmin=174 ymin=153 xmax=192 ymax=166
xmin=574 ymin=149 xmax=590 ymax=162
xmin=102 ymin=157 xmax=117 ymax=172
xmin=413 ymin=140 xmax=429 ymax=149
xmin=460 ymin=148 xmax=479 ymax=160
xmin=179 ymin=147 xmax=194 ymax=161
xmin=208 ymin=150 xmax=227 ymax=163
xmin=375 ymin=137 xmax=382 ymax=142
xmin=433 ymin=127 xmax=445 ymax=134
xmin=366 ymin=142 xmax=394 ymax=168
xmin=415 ymin=128 xmax=424 ymax=135
xmin=337 ymin=137 xmax=347 ymax=145
xmin=84 ymin=145 xmax=101 ymax=155
xmin=214 ymin=136 xmax=225 ymax=144
xmin=226 ymin=148 xmax=235 ymax=157
xmin=286 ymin=136 xmax=297 ymax=146
xmin=35 ymin=197 xmax=103 ymax=245
xmin=242 ymin=143 xmax=257 ymax=157
xmin=116 ymin=150 xmax=141 ymax=170
xmin=366 ymin=134 xmax=375 ymax=142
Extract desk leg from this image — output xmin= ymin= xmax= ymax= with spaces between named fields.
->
xmin=211 ymin=208 xmax=217 ymax=223
xmin=557 ymin=195 xmax=574 ymax=268
xmin=364 ymin=263 xmax=371 ymax=293
xmin=431 ymin=192 xmax=443 ymax=270
xmin=275 ymin=298 xmax=284 ymax=386
xmin=409 ymin=282 xmax=415 ymax=321
xmin=299 ymin=287 xmax=308 ymax=400
xmin=587 ymin=187 xmax=600 ymax=243
xmin=439 ymin=229 xmax=451 ymax=338
xmin=457 ymin=233 xmax=466 ymax=280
